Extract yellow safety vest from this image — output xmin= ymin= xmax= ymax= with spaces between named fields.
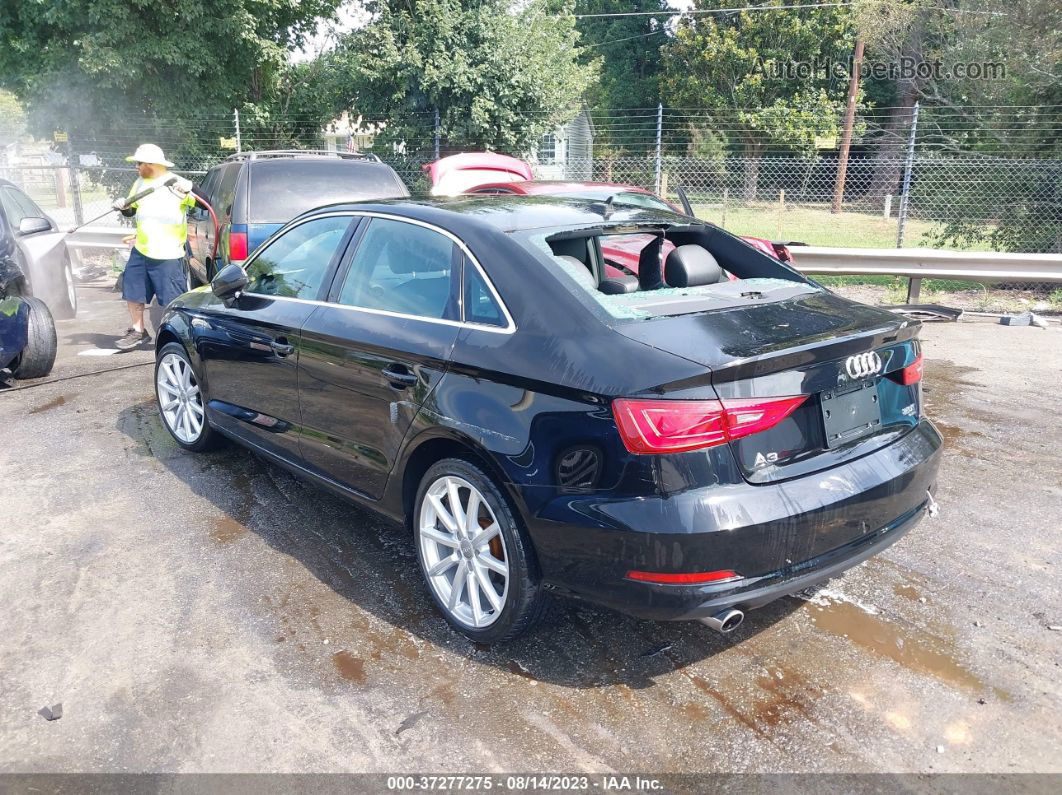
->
xmin=127 ymin=174 xmax=195 ymax=260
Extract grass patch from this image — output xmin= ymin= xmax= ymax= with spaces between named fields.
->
xmin=690 ymin=202 xmax=945 ymax=250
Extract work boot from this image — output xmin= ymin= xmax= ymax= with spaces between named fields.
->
xmin=116 ymin=328 xmax=152 ymax=351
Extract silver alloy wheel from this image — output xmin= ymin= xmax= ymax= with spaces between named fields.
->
xmin=157 ymin=352 xmax=205 ymax=444
xmin=419 ymin=475 xmax=509 ymax=628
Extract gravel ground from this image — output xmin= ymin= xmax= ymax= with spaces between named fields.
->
xmin=1 ymin=283 xmax=1060 ymax=774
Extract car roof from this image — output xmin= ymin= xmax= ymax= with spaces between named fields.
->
xmin=243 ymin=156 xmax=394 ymax=171
xmin=300 ymin=195 xmax=693 ymax=234
xmin=472 ymin=180 xmax=655 ymax=196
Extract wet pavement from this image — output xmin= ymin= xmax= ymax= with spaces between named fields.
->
xmin=1 ymin=284 xmax=1060 ymax=773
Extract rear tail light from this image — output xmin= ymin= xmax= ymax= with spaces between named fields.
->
xmin=888 ymin=353 xmax=923 ymax=385
xmin=627 ymin=569 xmax=740 ymax=585
xmin=612 ymin=395 xmax=807 ymax=454
xmin=228 ymin=227 xmax=248 ymax=262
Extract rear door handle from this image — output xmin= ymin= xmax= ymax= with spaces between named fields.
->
xmin=382 ymin=364 xmax=418 ymax=388
xmin=270 ymin=338 xmax=295 ymax=357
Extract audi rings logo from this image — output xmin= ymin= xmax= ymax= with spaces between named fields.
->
xmin=845 ymin=352 xmax=883 ymax=379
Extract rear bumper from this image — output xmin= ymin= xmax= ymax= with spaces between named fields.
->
xmin=525 ymin=419 xmax=942 ymax=620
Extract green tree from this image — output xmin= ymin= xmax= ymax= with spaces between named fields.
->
xmin=0 ymin=90 xmax=26 ymax=147
xmin=335 ymin=0 xmax=597 ymax=155
xmin=575 ymin=0 xmax=668 ymax=154
xmin=662 ymin=0 xmax=856 ymax=199
xmin=0 ymin=0 xmax=341 ymax=168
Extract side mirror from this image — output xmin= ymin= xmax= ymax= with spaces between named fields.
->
xmin=18 ymin=217 xmax=52 ymax=236
xmin=211 ymin=263 xmax=248 ymax=306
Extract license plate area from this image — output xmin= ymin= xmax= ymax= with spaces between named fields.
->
xmin=821 ymin=380 xmax=882 ymax=448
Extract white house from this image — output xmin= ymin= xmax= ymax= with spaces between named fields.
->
xmin=528 ymin=110 xmax=595 ymax=180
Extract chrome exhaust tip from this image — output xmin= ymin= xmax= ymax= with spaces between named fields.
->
xmin=700 ymin=608 xmax=744 ymax=633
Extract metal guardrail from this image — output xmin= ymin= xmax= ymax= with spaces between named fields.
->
xmin=792 ymin=246 xmax=1062 ymax=284
xmin=66 ymin=228 xmax=1062 ymax=289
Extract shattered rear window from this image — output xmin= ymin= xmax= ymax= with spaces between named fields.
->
xmin=519 ymin=230 xmax=819 ymax=320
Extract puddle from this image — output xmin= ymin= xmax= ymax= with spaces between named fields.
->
xmin=689 ymin=675 xmax=764 ymax=735
xmin=753 ymin=666 xmax=821 ymax=728
xmin=923 ymin=360 xmax=980 ymax=394
xmin=29 ymin=395 xmax=68 ymax=414
xmin=332 ymin=650 xmax=367 ymax=683
xmin=931 ymin=420 xmax=984 ymax=452
xmin=210 ymin=516 xmax=247 ymax=544
xmin=808 ymin=600 xmax=986 ymax=692
xmin=893 ymin=584 xmax=923 ymax=601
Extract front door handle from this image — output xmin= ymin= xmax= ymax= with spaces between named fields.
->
xmin=382 ymin=364 xmax=418 ymax=388
xmin=270 ymin=338 xmax=295 ymax=357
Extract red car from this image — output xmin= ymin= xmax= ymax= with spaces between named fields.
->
xmin=424 ymin=154 xmax=795 ymax=280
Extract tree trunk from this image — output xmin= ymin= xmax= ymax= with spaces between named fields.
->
xmin=865 ymin=14 xmax=927 ymax=199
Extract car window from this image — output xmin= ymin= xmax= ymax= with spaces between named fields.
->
xmin=336 ymin=218 xmax=457 ymax=321
xmin=245 ymin=216 xmax=352 ymax=299
xmin=463 ymin=257 xmax=505 ymax=327
xmin=0 ymin=187 xmax=28 ymax=228
xmin=215 ymin=164 xmax=241 ymax=216
xmin=247 ymin=161 xmax=410 ymax=223
xmin=198 ymin=166 xmax=222 ymax=202
xmin=1 ymin=186 xmax=47 ymax=229
xmin=431 ymin=170 xmax=526 ymax=197
xmin=10 ymin=188 xmax=47 ymax=220
xmin=554 ymin=189 xmax=673 ymax=211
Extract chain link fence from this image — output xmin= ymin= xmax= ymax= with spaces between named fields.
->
xmin=2 ymin=150 xmax=1059 ymax=314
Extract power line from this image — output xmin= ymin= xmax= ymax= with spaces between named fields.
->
xmin=574 ymin=3 xmax=852 ymax=19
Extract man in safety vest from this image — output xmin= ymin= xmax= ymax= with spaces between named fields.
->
xmin=112 ymin=144 xmax=195 ymax=350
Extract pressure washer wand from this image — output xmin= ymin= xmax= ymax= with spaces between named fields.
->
xmin=66 ymin=176 xmax=178 ymax=234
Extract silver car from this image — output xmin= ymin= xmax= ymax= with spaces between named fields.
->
xmin=0 ymin=178 xmax=78 ymax=319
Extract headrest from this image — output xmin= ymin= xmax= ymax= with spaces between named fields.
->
xmin=550 ymin=237 xmax=589 ymax=262
xmin=557 ymin=255 xmax=595 ymax=288
xmin=598 ymin=276 xmax=639 ymax=295
xmin=665 ymin=245 xmax=722 ymax=287
xmin=637 ymin=234 xmax=666 ymax=290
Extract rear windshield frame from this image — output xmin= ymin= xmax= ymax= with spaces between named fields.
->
xmin=510 ymin=222 xmax=819 ymax=323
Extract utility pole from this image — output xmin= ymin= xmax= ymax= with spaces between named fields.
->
xmin=896 ymin=101 xmax=920 ymax=249
xmin=898 ymin=101 xmax=921 ymax=302
xmin=831 ymin=37 xmax=864 ymax=214
xmin=233 ymin=108 xmax=242 ymax=154
xmin=654 ymin=103 xmax=663 ymax=195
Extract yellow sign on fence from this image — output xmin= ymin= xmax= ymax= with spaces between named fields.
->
xmin=219 ymin=137 xmax=238 ymax=149
xmin=53 ymin=131 xmax=68 ymax=143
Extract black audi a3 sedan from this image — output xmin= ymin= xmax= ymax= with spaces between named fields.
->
xmin=153 ymin=197 xmax=942 ymax=642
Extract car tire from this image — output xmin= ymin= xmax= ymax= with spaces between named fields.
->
xmin=188 ymin=258 xmax=206 ymax=288
xmin=50 ymin=257 xmax=78 ymax=319
xmin=154 ymin=342 xmax=222 ymax=452
xmin=414 ymin=457 xmax=547 ymax=643
xmin=11 ymin=296 xmax=57 ymax=380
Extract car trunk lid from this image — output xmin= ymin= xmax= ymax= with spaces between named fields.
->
xmin=615 ymin=290 xmax=924 ymax=485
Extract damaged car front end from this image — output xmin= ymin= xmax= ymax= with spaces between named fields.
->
xmin=0 ymin=255 xmax=56 ymax=382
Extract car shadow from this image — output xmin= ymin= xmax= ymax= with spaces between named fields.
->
xmin=116 ymin=398 xmax=804 ymax=690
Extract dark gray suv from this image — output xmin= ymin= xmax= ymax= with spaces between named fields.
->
xmin=187 ymin=150 xmax=409 ymax=285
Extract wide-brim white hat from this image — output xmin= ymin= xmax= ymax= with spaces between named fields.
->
xmin=125 ymin=143 xmax=174 ymax=167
